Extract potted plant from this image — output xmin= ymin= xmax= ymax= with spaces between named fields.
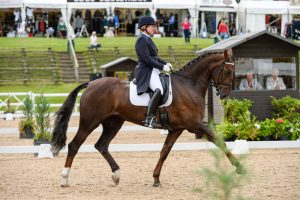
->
xmin=33 ymin=94 xmax=52 ymax=156
xmin=18 ymin=95 xmax=35 ymax=139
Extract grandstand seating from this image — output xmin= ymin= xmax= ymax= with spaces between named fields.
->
xmin=0 ymin=46 xmax=199 ymax=84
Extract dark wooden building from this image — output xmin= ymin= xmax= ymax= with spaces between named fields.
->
xmin=101 ymin=57 xmax=137 ymax=81
xmin=197 ymin=30 xmax=300 ymax=121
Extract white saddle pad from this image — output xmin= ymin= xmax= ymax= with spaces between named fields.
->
xmin=129 ymin=77 xmax=173 ymax=107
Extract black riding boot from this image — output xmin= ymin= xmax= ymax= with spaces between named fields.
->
xmin=144 ymin=89 xmax=162 ymax=128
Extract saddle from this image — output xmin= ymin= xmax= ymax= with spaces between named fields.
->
xmin=132 ymin=73 xmax=170 ymax=105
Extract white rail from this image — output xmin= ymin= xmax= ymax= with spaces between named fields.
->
xmin=0 ymin=92 xmax=82 ymax=118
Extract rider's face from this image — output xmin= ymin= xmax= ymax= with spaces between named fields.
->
xmin=146 ymin=25 xmax=157 ymax=35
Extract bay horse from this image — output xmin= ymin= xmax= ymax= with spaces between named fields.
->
xmin=51 ymin=49 xmax=245 ymax=187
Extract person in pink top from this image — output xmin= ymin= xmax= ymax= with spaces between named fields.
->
xmin=181 ymin=18 xmax=192 ymax=43
xmin=218 ymin=18 xmax=229 ymax=40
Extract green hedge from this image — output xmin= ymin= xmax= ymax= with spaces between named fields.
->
xmin=216 ymin=96 xmax=300 ymax=141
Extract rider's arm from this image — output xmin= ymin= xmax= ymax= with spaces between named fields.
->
xmin=135 ymin=37 xmax=164 ymax=70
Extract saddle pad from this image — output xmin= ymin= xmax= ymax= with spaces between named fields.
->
xmin=129 ymin=77 xmax=173 ymax=107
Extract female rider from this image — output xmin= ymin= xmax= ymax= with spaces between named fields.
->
xmin=135 ymin=16 xmax=172 ymax=128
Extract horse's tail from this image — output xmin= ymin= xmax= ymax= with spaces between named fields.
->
xmin=51 ymin=82 xmax=89 ymax=154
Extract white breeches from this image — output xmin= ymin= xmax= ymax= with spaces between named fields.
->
xmin=149 ymin=68 xmax=163 ymax=95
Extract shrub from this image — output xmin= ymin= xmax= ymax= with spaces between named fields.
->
xmin=271 ymin=96 xmax=300 ymax=122
xmin=18 ymin=95 xmax=36 ymax=135
xmin=217 ymin=99 xmax=258 ymax=141
xmin=33 ymin=94 xmax=52 ymax=141
xmin=194 ymin=134 xmax=248 ymax=199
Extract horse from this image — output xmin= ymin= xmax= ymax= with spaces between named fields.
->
xmin=51 ymin=48 xmax=245 ymax=187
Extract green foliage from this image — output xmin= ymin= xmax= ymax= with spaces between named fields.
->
xmin=217 ymin=99 xmax=258 ymax=140
xmin=194 ymin=134 xmax=248 ymax=200
xmin=271 ymin=96 xmax=300 ymax=121
xmin=18 ymin=95 xmax=36 ymax=134
xmin=34 ymin=94 xmax=51 ymax=141
xmin=22 ymin=96 xmax=34 ymax=118
xmin=217 ymin=96 xmax=300 ymax=141
xmin=222 ymin=98 xmax=253 ymax=123
xmin=18 ymin=117 xmax=36 ymax=135
xmin=258 ymin=118 xmax=292 ymax=139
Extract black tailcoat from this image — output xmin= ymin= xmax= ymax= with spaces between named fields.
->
xmin=135 ymin=34 xmax=166 ymax=95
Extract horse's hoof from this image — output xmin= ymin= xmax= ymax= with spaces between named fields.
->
xmin=61 ymin=182 xmax=70 ymax=187
xmin=153 ymin=181 xmax=160 ymax=187
xmin=236 ymin=165 xmax=247 ymax=175
xmin=112 ymin=169 xmax=121 ymax=185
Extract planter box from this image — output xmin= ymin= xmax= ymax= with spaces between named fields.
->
xmin=33 ymin=140 xmax=52 ymax=157
xmin=19 ymin=127 xmax=34 ymax=139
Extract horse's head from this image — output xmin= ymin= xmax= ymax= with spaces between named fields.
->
xmin=211 ymin=49 xmax=235 ymax=99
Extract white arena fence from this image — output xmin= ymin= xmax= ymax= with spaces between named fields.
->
xmin=0 ymin=92 xmax=82 ymax=118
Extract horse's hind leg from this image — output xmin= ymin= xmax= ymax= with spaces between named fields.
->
xmin=61 ymin=121 xmax=101 ymax=187
xmin=198 ymin=124 xmax=246 ymax=174
xmin=94 ymin=115 xmax=125 ymax=185
xmin=153 ymin=130 xmax=183 ymax=187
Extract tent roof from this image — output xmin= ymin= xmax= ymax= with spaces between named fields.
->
xmin=196 ymin=30 xmax=300 ymax=56
xmin=24 ymin=0 xmax=67 ymax=9
xmin=0 ymin=0 xmax=23 ymax=8
xmin=153 ymin=0 xmax=197 ymax=9
xmin=67 ymin=2 xmax=110 ymax=9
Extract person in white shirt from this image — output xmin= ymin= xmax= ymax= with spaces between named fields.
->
xmin=89 ymin=31 xmax=100 ymax=52
xmin=266 ymin=68 xmax=286 ymax=90
xmin=239 ymin=72 xmax=263 ymax=90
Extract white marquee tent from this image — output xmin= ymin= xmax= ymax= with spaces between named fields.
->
xmin=0 ymin=0 xmax=23 ymax=9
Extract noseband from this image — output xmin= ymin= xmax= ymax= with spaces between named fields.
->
xmin=211 ymin=62 xmax=234 ymax=96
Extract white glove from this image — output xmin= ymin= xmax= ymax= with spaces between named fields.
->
xmin=166 ymin=63 xmax=173 ymax=70
xmin=163 ymin=65 xmax=171 ymax=72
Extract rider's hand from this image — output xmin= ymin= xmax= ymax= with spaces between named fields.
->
xmin=163 ymin=65 xmax=171 ymax=72
xmin=166 ymin=63 xmax=173 ymax=70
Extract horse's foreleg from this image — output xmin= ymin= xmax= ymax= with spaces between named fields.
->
xmin=94 ymin=116 xmax=124 ymax=186
xmin=153 ymin=130 xmax=183 ymax=187
xmin=198 ymin=125 xmax=246 ymax=174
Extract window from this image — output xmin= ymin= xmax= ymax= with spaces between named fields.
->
xmin=234 ymin=57 xmax=296 ymax=90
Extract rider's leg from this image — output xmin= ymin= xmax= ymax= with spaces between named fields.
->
xmin=145 ymin=68 xmax=163 ymax=128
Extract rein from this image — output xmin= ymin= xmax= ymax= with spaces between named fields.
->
xmin=171 ymin=61 xmax=234 ymax=87
xmin=171 ymin=71 xmax=204 ymax=84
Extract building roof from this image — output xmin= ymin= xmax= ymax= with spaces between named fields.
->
xmin=196 ymin=30 xmax=300 ymax=56
xmin=100 ymin=57 xmax=137 ymax=69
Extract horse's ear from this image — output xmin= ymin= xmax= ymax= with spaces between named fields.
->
xmin=224 ymin=48 xmax=233 ymax=62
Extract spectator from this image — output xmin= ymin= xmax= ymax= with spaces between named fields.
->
xmin=218 ymin=18 xmax=229 ymax=40
xmin=89 ymin=31 xmax=101 ymax=52
xmin=181 ymin=18 xmax=192 ymax=43
xmin=169 ymin=13 xmax=175 ymax=36
xmin=75 ymin=15 xmax=84 ymax=34
xmin=266 ymin=68 xmax=286 ymax=90
xmin=239 ymin=72 xmax=263 ymax=90
xmin=57 ymin=17 xmax=67 ymax=39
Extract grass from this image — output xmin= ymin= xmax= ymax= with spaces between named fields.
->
xmin=0 ymin=37 xmax=213 ymax=93
xmin=0 ymin=83 xmax=79 ymax=93
xmin=0 ymin=37 xmax=213 ymax=52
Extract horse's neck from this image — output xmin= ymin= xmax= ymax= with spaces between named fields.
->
xmin=173 ymin=55 xmax=221 ymax=97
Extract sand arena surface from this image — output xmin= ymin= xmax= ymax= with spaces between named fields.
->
xmin=0 ymin=118 xmax=300 ymax=200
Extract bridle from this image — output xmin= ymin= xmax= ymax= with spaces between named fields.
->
xmin=172 ymin=61 xmax=235 ymax=96
xmin=211 ymin=61 xmax=235 ymax=96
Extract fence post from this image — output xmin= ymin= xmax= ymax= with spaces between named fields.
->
xmin=168 ymin=46 xmax=179 ymax=67
xmin=48 ymin=48 xmax=59 ymax=84
xmin=21 ymin=48 xmax=28 ymax=84
xmin=88 ymin=49 xmax=98 ymax=74
xmin=114 ymin=47 xmax=120 ymax=57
